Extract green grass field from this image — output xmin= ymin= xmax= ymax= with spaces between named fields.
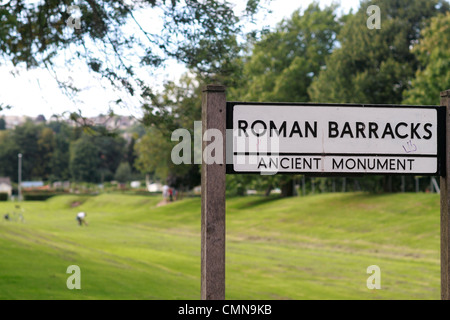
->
xmin=0 ymin=192 xmax=441 ymax=300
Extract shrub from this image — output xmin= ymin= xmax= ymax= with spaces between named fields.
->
xmin=23 ymin=191 xmax=68 ymax=201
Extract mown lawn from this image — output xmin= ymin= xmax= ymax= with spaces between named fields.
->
xmin=0 ymin=192 xmax=441 ymax=299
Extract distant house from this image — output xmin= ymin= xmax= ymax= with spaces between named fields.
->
xmin=0 ymin=177 xmax=12 ymax=197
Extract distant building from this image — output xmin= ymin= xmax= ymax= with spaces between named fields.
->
xmin=21 ymin=181 xmax=44 ymax=189
xmin=3 ymin=114 xmax=137 ymax=130
xmin=0 ymin=177 xmax=12 ymax=197
xmin=3 ymin=115 xmax=29 ymax=129
xmin=130 ymin=181 xmax=141 ymax=189
xmin=66 ymin=114 xmax=138 ymax=131
xmin=193 ymin=186 xmax=201 ymax=195
xmin=52 ymin=181 xmax=71 ymax=190
xmin=147 ymin=182 xmax=162 ymax=192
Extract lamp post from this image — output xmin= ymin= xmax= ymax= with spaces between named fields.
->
xmin=18 ymin=153 xmax=22 ymax=201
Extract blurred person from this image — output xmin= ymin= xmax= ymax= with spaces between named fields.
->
xmin=168 ymin=187 xmax=173 ymax=202
xmin=162 ymin=185 xmax=169 ymax=200
xmin=76 ymin=212 xmax=88 ymax=226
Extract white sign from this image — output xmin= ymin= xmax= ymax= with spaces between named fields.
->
xmin=228 ymin=103 xmax=442 ymax=175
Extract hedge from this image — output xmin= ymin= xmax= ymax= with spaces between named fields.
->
xmin=23 ymin=192 xmax=67 ymax=201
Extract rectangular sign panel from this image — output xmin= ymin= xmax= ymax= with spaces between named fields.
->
xmin=226 ymin=102 xmax=444 ymax=175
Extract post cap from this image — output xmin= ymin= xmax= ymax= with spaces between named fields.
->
xmin=441 ymin=90 xmax=450 ymax=97
xmin=203 ymin=84 xmax=226 ymax=92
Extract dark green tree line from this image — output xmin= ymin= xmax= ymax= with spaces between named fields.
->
xmin=0 ymin=120 xmax=132 ymax=183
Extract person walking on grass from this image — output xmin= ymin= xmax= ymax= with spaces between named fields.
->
xmin=168 ymin=187 xmax=173 ymax=202
xmin=76 ymin=212 xmax=88 ymax=226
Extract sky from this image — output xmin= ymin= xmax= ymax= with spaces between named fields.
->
xmin=0 ymin=0 xmax=361 ymax=119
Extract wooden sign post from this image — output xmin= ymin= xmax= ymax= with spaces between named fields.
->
xmin=201 ymin=85 xmax=226 ymax=300
xmin=201 ymin=86 xmax=449 ymax=300
xmin=441 ymin=89 xmax=450 ymax=300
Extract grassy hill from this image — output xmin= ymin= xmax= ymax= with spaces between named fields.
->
xmin=0 ymin=192 xmax=441 ymax=300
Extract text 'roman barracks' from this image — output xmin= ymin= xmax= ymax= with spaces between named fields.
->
xmin=237 ymin=120 xmax=434 ymax=140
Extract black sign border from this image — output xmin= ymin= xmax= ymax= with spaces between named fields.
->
xmin=226 ymin=102 xmax=446 ymax=177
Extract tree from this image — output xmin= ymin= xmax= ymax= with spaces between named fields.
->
xmin=0 ymin=129 xmax=20 ymax=181
xmin=231 ymin=3 xmax=340 ymax=103
xmin=35 ymin=126 xmax=56 ymax=180
xmin=114 ymin=162 xmax=131 ymax=184
xmin=229 ymin=3 xmax=340 ymax=197
xmin=309 ymin=0 xmax=449 ymax=104
xmin=69 ymin=135 xmax=101 ymax=183
xmin=134 ymin=127 xmax=179 ymax=184
xmin=0 ymin=0 xmax=266 ymax=108
xmin=403 ymin=12 xmax=450 ymax=105
xmin=141 ymin=73 xmax=204 ymax=136
xmin=126 ymin=134 xmax=138 ymax=172
xmin=12 ymin=121 xmax=48 ymax=180
xmin=0 ymin=1 xmax=272 ymax=192
xmin=94 ymin=129 xmax=127 ymax=181
xmin=0 ymin=117 xmax=5 ymax=130
xmin=134 ymin=72 xmax=206 ymax=189
xmin=0 ymin=121 xmax=56 ymax=181
xmin=308 ymin=0 xmax=449 ymax=193
xmin=48 ymin=120 xmax=73 ymax=181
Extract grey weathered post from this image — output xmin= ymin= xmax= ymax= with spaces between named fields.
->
xmin=201 ymin=85 xmax=226 ymax=300
xmin=441 ymin=90 xmax=450 ymax=300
